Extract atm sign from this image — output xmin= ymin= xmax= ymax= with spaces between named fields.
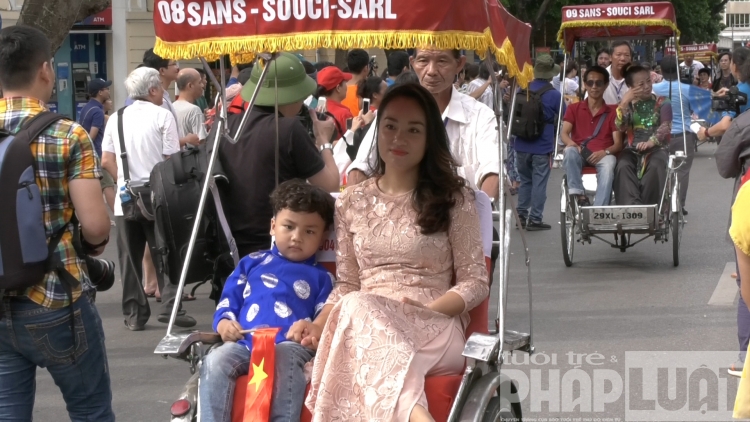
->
xmin=76 ymin=7 xmax=112 ymax=26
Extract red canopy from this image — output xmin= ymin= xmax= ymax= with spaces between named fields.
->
xmin=495 ymin=4 xmax=533 ymax=78
xmin=557 ymin=2 xmax=678 ymax=53
xmin=152 ymin=0 xmax=534 ymax=86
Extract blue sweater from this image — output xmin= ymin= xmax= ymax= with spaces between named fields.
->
xmin=212 ymin=245 xmax=334 ymax=350
xmin=514 ymin=79 xmax=564 ymax=155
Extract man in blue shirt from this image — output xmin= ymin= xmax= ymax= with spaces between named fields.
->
xmin=78 ymin=78 xmax=110 ymax=157
xmin=78 ymin=78 xmax=115 ymax=210
xmin=653 ymin=55 xmax=712 ymax=215
xmin=514 ymin=55 xmax=564 ymax=230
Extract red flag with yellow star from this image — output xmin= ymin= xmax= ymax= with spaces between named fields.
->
xmin=243 ymin=327 xmax=281 ymax=422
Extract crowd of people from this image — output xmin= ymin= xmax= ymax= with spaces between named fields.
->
xmin=2 ymin=17 xmax=750 ymax=421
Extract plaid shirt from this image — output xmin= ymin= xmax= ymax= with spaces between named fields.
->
xmin=1 ymin=97 xmax=101 ymax=308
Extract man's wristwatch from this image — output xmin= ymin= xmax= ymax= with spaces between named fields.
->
xmin=319 ymin=143 xmax=333 ymax=152
xmin=605 ymin=149 xmax=611 ymax=155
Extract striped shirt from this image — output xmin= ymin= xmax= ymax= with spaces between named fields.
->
xmin=0 ymin=97 xmax=101 ymax=308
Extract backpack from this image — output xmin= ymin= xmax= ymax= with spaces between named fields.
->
xmin=0 ymin=112 xmax=78 ymax=291
xmin=510 ymin=85 xmax=556 ymax=140
xmin=149 ymin=126 xmax=238 ymax=298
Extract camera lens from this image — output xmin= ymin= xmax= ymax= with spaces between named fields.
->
xmin=84 ymin=256 xmax=116 ymax=292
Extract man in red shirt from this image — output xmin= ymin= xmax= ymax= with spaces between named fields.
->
xmin=316 ymin=66 xmax=354 ymax=139
xmin=561 ymin=66 xmax=623 ymax=206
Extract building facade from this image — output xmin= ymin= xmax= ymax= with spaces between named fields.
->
xmin=722 ymin=0 xmax=750 ymax=49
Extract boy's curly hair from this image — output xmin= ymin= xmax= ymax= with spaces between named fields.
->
xmin=270 ymin=179 xmax=335 ymax=230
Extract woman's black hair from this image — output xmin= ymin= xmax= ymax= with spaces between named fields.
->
xmin=478 ymin=59 xmax=500 ymax=80
xmin=464 ymin=63 xmax=480 ymax=80
xmin=394 ymin=70 xmax=420 ymax=86
xmin=732 ymin=47 xmax=750 ymax=82
xmin=565 ymin=62 xmax=578 ymax=76
xmin=583 ymin=65 xmax=610 ymax=85
xmin=357 ymin=76 xmax=384 ymax=100
xmin=370 ymin=84 xmax=468 ymax=235
xmin=315 ymin=84 xmax=339 ymax=98
xmin=622 ymin=63 xmax=649 ymax=87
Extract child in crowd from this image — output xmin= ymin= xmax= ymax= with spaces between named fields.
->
xmin=199 ymin=179 xmax=336 ymax=422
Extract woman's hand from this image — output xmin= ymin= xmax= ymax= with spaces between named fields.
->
xmin=636 ymin=140 xmax=656 ymax=151
xmin=401 ymin=297 xmax=426 ymax=308
xmin=287 ymin=319 xmax=324 ymax=350
xmin=217 ymin=319 xmax=244 ymax=342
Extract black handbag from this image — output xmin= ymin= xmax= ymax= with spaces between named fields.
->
xmin=117 ymin=107 xmax=154 ymax=223
xmin=579 ymin=111 xmax=609 ymax=162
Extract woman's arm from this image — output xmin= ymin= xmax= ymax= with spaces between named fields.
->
xmin=292 ymin=194 xmax=362 ymax=347
xmin=650 ymin=101 xmax=673 ymax=147
xmin=438 ymin=192 xmax=490 ymax=315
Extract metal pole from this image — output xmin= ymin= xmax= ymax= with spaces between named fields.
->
xmin=161 ymin=56 xmax=274 ymax=338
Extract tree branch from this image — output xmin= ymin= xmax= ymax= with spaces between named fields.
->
xmin=17 ymin=0 xmax=110 ymax=53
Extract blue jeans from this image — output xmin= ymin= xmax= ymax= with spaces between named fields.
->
xmin=200 ymin=341 xmax=315 ymax=422
xmin=563 ymin=147 xmax=616 ymax=206
xmin=515 ymin=151 xmax=551 ymax=223
xmin=0 ymin=295 xmax=114 ymax=421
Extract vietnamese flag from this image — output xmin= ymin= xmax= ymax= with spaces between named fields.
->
xmin=243 ymin=327 xmax=281 ymax=422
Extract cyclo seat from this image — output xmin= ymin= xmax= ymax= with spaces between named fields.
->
xmin=230 ymin=191 xmax=494 ymax=422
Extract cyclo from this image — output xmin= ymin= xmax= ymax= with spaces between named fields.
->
xmin=148 ymin=0 xmax=537 ymax=421
xmin=555 ymin=1 xmax=687 ymax=267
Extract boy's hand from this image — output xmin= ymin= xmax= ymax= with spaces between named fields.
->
xmin=217 ymin=319 xmax=244 ymax=342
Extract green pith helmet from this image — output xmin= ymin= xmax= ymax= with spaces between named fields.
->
xmin=240 ymin=52 xmax=318 ymax=106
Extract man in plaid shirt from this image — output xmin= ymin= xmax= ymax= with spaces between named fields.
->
xmin=0 ymin=26 xmax=114 ymax=420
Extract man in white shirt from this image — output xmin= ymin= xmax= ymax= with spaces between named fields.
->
xmin=128 ymin=49 xmax=200 ymax=148
xmin=174 ymin=68 xmax=209 ymax=141
xmin=101 ymin=67 xmax=192 ymax=331
xmin=603 ymin=41 xmax=632 ymax=105
xmin=680 ymin=54 xmax=704 ymax=83
xmin=347 ymin=48 xmax=500 ymax=199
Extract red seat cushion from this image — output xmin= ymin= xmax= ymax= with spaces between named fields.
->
xmin=582 ymin=166 xmax=597 ymax=175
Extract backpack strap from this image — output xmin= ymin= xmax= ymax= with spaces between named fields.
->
xmin=116 ymin=107 xmax=132 ymax=187
xmin=14 ymin=111 xmax=67 ymax=147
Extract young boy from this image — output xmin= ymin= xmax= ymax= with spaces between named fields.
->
xmin=199 ymin=179 xmax=336 ymax=422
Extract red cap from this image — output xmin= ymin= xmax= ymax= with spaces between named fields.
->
xmin=317 ymin=67 xmax=352 ymax=91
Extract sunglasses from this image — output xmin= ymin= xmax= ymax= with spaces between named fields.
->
xmin=584 ymin=80 xmax=606 ymax=88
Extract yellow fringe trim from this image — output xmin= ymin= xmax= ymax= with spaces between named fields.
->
xmin=556 ymin=19 xmax=680 ymax=52
xmin=154 ymin=28 xmax=535 ymax=87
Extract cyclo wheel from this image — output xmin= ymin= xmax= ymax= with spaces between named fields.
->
xmin=482 ymin=395 xmax=522 ymax=422
xmin=561 ymin=175 xmax=575 ymax=267
xmin=671 ymin=177 xmax=682 ymax=267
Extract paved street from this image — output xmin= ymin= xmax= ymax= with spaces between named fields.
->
xmin=32 ymin=142 xmax=741 ymax=421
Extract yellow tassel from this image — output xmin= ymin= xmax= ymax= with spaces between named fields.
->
xmin=154 ymin=29 xmax=536 ymax=87
xmin=556 ymin=19 xmax=680 ymax=52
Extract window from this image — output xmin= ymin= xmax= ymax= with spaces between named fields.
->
xmin=727 ymin=14 xmax=750 ymax=28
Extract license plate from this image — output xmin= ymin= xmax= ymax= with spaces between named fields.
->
xmin=589 ymin=208 xmax=649 ymax=225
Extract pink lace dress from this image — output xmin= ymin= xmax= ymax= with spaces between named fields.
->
xmin=305 ymin=178 xmax=489 ymax=421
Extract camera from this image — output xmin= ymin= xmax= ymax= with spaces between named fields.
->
xmin=712 ymin=86 xmax=748 ymax=113
xmin=84 ymin=255 xmax=116 ymax=292
xmin=75 ymin=228 xmax=116 ymax=292
xmin=679 ymin=66 xmax=694 ymax=85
